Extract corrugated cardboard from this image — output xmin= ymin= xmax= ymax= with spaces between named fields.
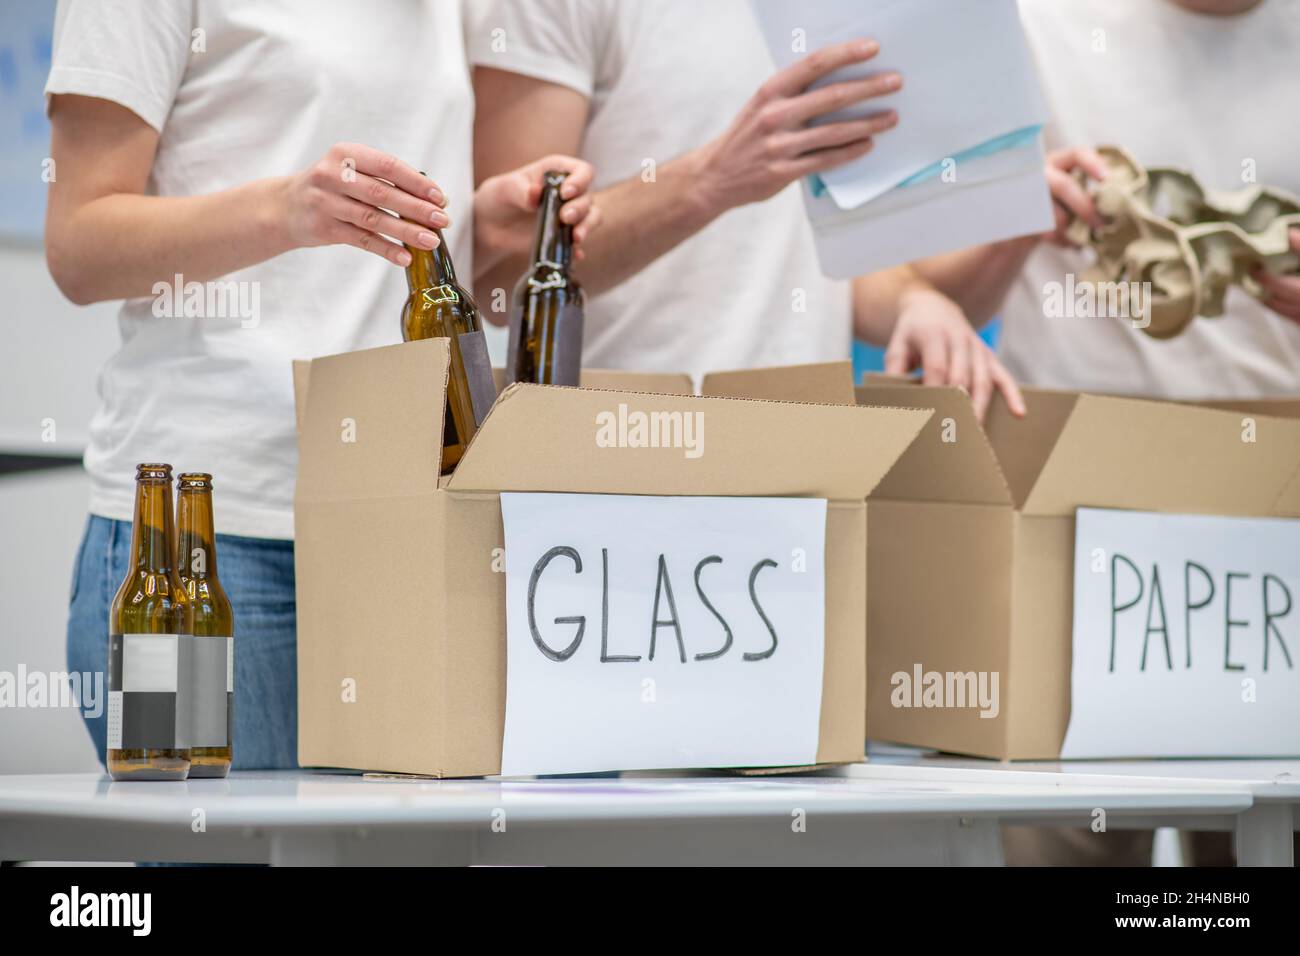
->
xmin=859 ymin=382 xmax=1300 ymax=758
xmin=294 ymin=343 xmax=930 ymax=776
xmin=701 ymin=361 xmax=857 ymax=406
xmin=490 ymin=367 xmax=694 ymax=395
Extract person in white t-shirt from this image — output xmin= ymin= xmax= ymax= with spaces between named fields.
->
xmin=916 ymin=0 xmax=1300 ymax=401
xmin=468 ymin=0 xmax=1025 ymax=419
xmin=909 ymin=0 xmax=1300 ymax=865
xmin=46 ymin=0 xmax=598 ymax=771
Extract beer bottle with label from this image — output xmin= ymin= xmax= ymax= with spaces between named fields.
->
xmin=507 ymin=170 xmax=585 ymax=386
xmin=401 ymin=195 xmax=497 ymax=474
xmin=107 ymin=463 xmax=193 ymax=780
xmin=175 ymin=473 xmax=233 ymax=778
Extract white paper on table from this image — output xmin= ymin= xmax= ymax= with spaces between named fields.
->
xmin=804 ymin=138 xmax=1053 ymax=278
xmin=499 ymin=493 xmax=827 ymax=777
xmin=1062 ymin=508 xmax=1300 ymax=759
xmin=749 ymin=0 xmax=1050 ymax=209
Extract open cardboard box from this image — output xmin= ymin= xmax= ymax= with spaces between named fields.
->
xmin=291 ymin=343 xmax=929 ymax=776
xmin=857 ymin=382 xmax=1300 ymax=759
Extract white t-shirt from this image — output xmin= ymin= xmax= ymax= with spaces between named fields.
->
xmin=46 ymin=0 xmax=475 ymax=539
xmin=467 ymin=0 xmax=852 ymax=381
xmin=1001 ymin=0 xmax=1300 ymax=398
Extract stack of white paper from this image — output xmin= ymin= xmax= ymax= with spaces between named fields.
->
xmin=750 ymin=0 xmax=1055 ymax=277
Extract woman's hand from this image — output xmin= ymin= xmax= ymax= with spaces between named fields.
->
xmin=278 ymin=143 xmax=450 ymax=266
xmin=1042 ymin=146 xmax=1110 ymax=246
xmin=1255 ymin=228 xmax=1300 ymax=322
xmin=472 ymin=154 xmax=602 ymax=276
xmin=884 ymin=287 xmax=1026 ymax=422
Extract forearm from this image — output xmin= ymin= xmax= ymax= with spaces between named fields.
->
xmin=910 ymin=234 xmax=1039 ymax=326
xmin=47 ymin=177 xmax=291 ymax=305
xmin=474 ymin=147 xmax=721 ymax=309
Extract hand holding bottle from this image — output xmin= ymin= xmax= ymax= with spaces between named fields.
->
xmin=473 ymin=154 xmax=602 ymax=276
xmin=277 ymin=142 xmax=451 ymax=266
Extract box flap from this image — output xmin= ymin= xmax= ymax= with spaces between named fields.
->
xmin=446 ymin=383 xmax=932 ymax=500
xmin=860 ymin=372 xmax=915 ymax=385
xmin=1275 ymin=464 xmax=1300 ymax=517
xmin=579 ymin=368 xmax=695 ymax=394
xmin=296 ymin=339 xmax=448 ymax=504
xmin=1193 ymin=397 xmax=1300 ymax=419
xmin=700 ymin=362 xmax=856 ymax=406
xmin=1190 ymin=398 xmax=1300 ymax=516
xmin=983 ymin=387 xmax=1082 ymax=509
xmin=491 ymin=367 xmax=695 ymax=395
xmin=292 ymin=360 xmax=311 ymax=436
xmin=855 ymin=384 xmax=1012 ymax=506
xmin=1020 ymin=393 xmax=1300 ymax=517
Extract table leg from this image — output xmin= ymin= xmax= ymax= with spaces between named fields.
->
xmin=269 ymin=832 xmax=343 ymax=866
xmin=1234 ymin=804 xmax=1294 ymax=867
xmin=472 ymin=815 xmax=999 ymax=866
xmin=268 ymin=829 xmax=475 ymax=866
xmin=944 ymin=817 xmax=1004 ymax=866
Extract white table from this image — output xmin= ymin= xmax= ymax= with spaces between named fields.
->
xmin=836 ymin=755 xmax=1300 ymax=866
xmin=0 ymin=769 xmax=1253 ymax=866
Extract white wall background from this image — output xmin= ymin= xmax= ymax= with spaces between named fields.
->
xmin=0 ymin=241 xmax=116 ymax=774
xmin=0 ymin=244 xmax=118 ymax=451
xmin=0 ymin=0 xmax=120 ymax=779
xmin=0 ymin=465 xmax=102 ymax=773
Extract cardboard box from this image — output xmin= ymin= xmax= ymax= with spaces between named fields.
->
xmin=292 ymin=342 xmax=929 ymax=776
xmin=857 ymin=383 xmax=1300 ymax=759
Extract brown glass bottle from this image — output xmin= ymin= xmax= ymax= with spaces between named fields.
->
xmin=401 ymin=223 xmax=496 ymax=474
xmin=176 ymin=473 xmax=233 ymax=778
xmin=508 ymin=170 xmax=585 ymax=386
xmin=108 ymin=463 xmax=192 ymax=780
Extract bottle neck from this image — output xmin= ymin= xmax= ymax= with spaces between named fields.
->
xmin=405 ymin=230 xmax=456 ymax=291
xmin=531 ymin=180 xmax=573 ymax=270
xmin=176 ymin=488 xmax=218 ymax=579
xmin=130 ymin=479 xmax=176 ymax=573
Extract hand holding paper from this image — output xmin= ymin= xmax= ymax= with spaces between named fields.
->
xmin=692 ymin=38 xmax=901 ymax=212
xmin=750 ymin=0 xmax=1055 ymax=277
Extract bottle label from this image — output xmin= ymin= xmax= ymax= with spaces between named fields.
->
xmin=108 ymin=633 xmax=191 ymax=750
xmin=458 ymin=329 xmax=498 ymax=427
xmin=188 ymin=636 xmax=233 ymax=747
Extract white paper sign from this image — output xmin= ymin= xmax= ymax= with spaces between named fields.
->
xmin=499 ymin=493 xmax=827 ymax=776
xmin=1063 ymin=508 xmax=1300 ymax=758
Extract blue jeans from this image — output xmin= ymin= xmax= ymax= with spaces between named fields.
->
xmin=67 ymin=515 xmax=298 ymax=770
